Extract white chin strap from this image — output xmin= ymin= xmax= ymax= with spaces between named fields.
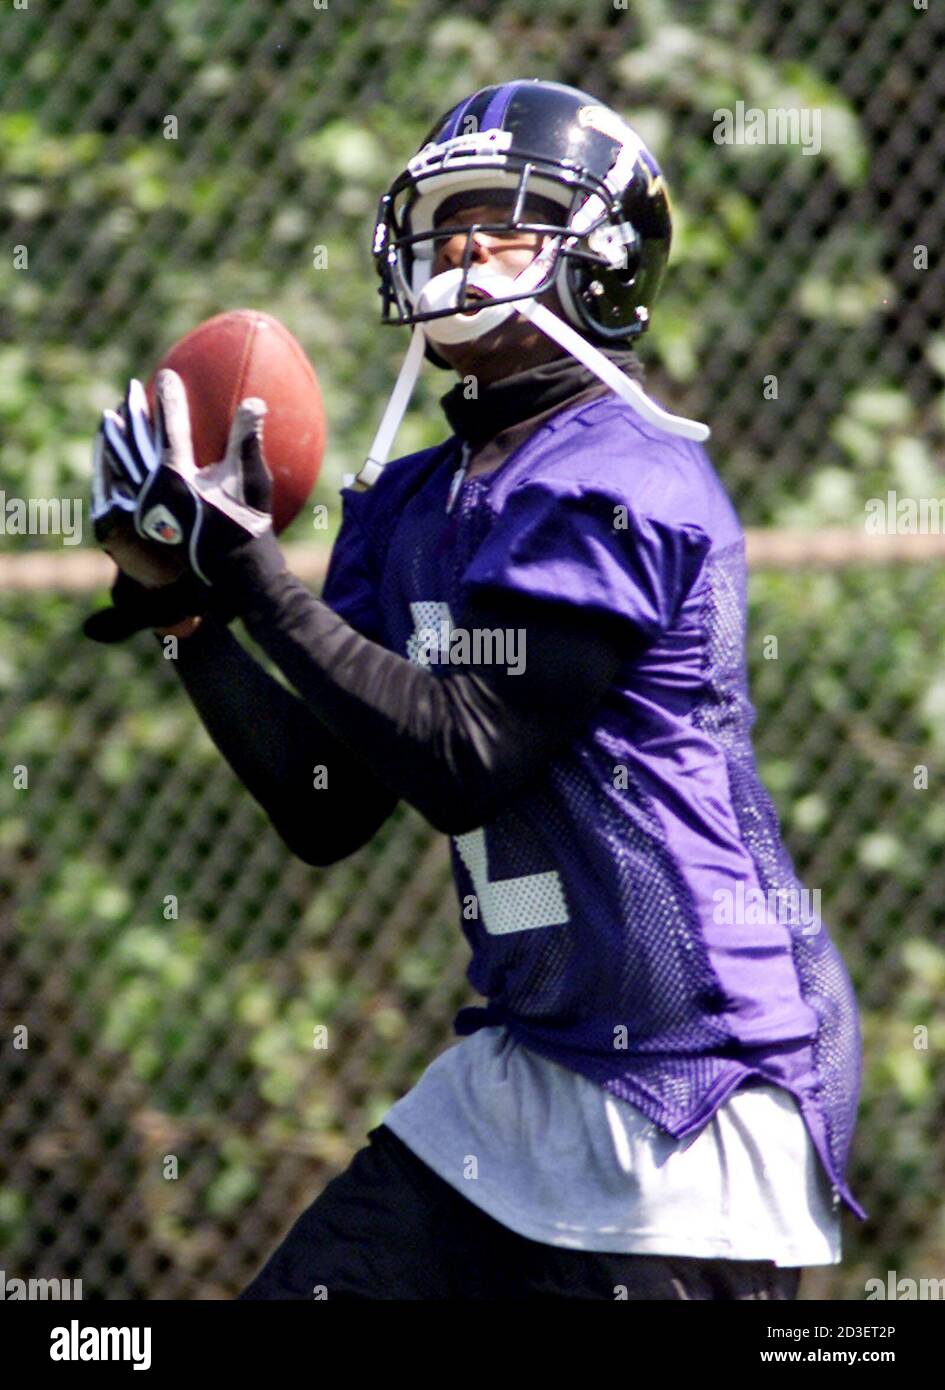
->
xmin=353 ymin=324 xmax=428 ymax=490
xmin=352 ymin=269 xmax=709 ymax=490
xmin=515 ymin=296 xmax=711 ymax=443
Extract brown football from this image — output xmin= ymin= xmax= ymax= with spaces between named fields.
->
xmin=147 ymin=309 xmax=325 ymax=534
xmin=102 ymin=310 xmax=326 ymax=589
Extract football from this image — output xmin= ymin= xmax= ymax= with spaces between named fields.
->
xmin=102 ymin=310 xmax=325 ymax=588
xmin=147 ymin=309 xmax=325 ymax=534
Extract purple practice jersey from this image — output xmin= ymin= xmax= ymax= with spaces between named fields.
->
xmin=321 ymin=394 xmax=864 ymax=1216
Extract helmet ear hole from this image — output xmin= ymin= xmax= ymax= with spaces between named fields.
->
xmin=562 ymin=251 xmax=650 ymax=343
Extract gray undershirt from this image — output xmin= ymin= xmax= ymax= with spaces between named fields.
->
xmin=382 ymin=1025 xmax=842 ymax=1266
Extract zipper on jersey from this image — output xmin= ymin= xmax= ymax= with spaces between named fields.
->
xmin=445 ymin=441 xmax=471 ymax=514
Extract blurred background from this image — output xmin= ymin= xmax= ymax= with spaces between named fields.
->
xmin=1 ymin=0 xmax=943 ymax=1299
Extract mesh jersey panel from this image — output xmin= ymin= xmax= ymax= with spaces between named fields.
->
xmin=690 ymin=541 xmax=862 ymax=1207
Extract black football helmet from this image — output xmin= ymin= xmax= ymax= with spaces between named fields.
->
xmin=372 ymin=79 xmax=672 ymax=351
xmin=354 ymin=80 xmax=705 ymax=491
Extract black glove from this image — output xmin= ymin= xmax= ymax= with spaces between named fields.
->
xmin=82 ymin=570 xmax=231 ymax=645
xmin=93 ymin=371 xmax=276 ymax=586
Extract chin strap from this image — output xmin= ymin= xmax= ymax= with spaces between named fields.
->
xmin=513 ymin=300 xmax=710 ymax=443
xmin=352 ymin=295 xmax=710 ymax=491
xmin=351 ymin=325 xmax=427 ymax=491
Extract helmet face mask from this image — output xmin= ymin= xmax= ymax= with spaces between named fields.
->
xmin=372 ymin=80 xmax=671 ymax=352
xmin=377 ymin=154 xmax=615 ymax=329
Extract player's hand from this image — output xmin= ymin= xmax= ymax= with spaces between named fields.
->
xmin=91 ymin=370 xmax=276 ymax=586
xmin=83 ymin=570 xmax=213 ymax=644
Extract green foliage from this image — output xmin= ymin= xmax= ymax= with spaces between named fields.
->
xmin=4 ymin=0 xmax=924 ymax=538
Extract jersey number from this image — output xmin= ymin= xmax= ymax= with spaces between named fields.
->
xmin=407 ymin=601 xmax=570 ymax=936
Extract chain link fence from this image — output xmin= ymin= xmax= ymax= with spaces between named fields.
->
xmin=1 ymin=0 xmax=944 ymax=1299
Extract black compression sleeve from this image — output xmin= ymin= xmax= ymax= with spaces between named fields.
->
xmin=170 ymin=618 xmax=398 ymax=865
xmin=222 ymin=535 xmax=630 ymax=836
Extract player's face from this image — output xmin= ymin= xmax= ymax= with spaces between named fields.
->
xmin=431 ymin=204 xmax=546 ymax=280
xmin=428 ymin=203 xmax=566 ymax=384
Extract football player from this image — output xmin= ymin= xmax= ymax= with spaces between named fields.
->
xmin=86 ymin=79 xmax=864 ymax=1300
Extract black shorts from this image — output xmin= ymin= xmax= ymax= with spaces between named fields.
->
xmin=238 ymin=1125 xmax=802 ymax=1301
